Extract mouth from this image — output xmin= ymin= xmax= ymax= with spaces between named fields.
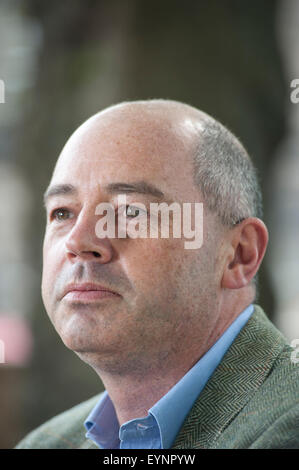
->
xmin=62 ymin=282 xmax=121 ymax=302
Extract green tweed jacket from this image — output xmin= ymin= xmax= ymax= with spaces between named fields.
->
xmin=15 ymin=305 xmax=299 ymax=449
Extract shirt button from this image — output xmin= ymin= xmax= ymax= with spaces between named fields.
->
xmin=136 ymin=422 xmax=149 ymax=430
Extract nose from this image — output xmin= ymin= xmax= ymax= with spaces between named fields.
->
xmin=65 ymin=210 xmax=114 ymax=264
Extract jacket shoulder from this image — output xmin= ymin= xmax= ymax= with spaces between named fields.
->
xmin=238 ymin=342 xmax=299 ymax=448
xmin=173 ymin=305 xmax=299 ymax=449
xmin=215 ymin=311 xmax=299 ymax=448
xmin=15 ymin=393 xmax=103 ymax=449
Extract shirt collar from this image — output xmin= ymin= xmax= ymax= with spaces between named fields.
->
xmin=85 ymin=390 xmax=120 ymax=449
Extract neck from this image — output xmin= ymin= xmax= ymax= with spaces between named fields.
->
xmin=79 ymin=294 xmax=254 ymax=426
xmin=93 ymin=352 xmax=201 ymax=426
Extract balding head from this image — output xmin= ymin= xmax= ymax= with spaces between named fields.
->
xmin=54 ymin=99 xmax=262 ymax=228
xmin=54 ymin=99 xmax=205 ymax=176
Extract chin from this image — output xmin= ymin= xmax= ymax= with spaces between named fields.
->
xmin=60 ymin=332 xmax=90 ymax=352
xmin=56 ymin=319 xmax=95 ymax=351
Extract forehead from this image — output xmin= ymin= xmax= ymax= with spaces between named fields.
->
xmin=50 ymin=110 xmax=200 ymax=202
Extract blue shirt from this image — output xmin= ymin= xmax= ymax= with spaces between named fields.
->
xmin=84 ymin=304 xmax=254 ymax=449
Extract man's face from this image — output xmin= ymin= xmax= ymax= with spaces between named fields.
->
xmin=42 ymin=106 xmax=223 ymax=373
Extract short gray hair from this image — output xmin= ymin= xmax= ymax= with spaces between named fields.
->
xmin=193 ymin=117 xmax=263 ymax=226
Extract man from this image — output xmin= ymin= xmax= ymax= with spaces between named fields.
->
xmin=16 ymin=100 xmax=299 ymax=449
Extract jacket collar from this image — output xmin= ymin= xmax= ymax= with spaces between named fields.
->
xmin=78 ymin=438 xmax=99 ymax=449
xmin=171 ymin=305 xmax=286 ymax=449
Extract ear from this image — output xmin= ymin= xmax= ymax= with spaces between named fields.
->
xmin=221 ymin=218 xmax=269 ymax=289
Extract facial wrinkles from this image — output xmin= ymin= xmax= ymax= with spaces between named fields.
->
xmin=52 ymin=262 xmax=133 ymax=305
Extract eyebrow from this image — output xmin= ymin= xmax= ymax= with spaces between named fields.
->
xmin=105 ymin=181 xmax=165 ymax=199
xmin=43 ymin=184 xmax=77 ymax=206
xmin=43 ymin=180 xmax=166 ymax=206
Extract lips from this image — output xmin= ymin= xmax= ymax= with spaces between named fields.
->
xmin=61 ymin=282 xmax=121 ymax=301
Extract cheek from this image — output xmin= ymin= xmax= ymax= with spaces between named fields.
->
xmin=41 ymin=237 xmax=63 ymax=306
xmin=122 ymin=239 xmax=185 ymax=294
xmin=41 ymin=254 xmax=53 ymax=308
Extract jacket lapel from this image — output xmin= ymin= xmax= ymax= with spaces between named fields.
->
xmin=77 ymin=438 xmax=99 ymax=449
xmin=171 ymin=305 xmax=286 ymax=449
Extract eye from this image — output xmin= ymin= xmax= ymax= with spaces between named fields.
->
xmin=126 ymin=205 xmax=141 ymax=218
xmin=51 ymin=208 xmax=74 ymax=222
xmin=122 ymin=205 xmax=147 ymax=219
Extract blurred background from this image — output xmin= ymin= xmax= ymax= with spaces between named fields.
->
xmin=0 ymin=0 xmax=298 ymax=449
